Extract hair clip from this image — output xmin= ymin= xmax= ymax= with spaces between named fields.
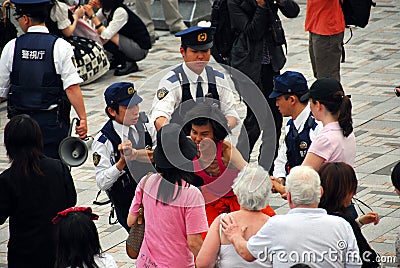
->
xmin=346 ymin=94 xmax=351 ymax=99
xmin=52 ymin=207 xmax=99 ymax=224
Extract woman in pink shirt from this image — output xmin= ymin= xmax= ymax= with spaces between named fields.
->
xmin=127 ymin=124 xmax=208 ymax=268
xmin=301 ymin=78 xmax=355 ymax=170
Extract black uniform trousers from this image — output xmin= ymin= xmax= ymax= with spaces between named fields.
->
xmin=29 ymin=109 xmax=69 ymax=159
xmin=237 ymin=64 xmax=282 ymax=173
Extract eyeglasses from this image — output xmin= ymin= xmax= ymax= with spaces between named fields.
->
xmin=13 ymin=13 xmax=24 ymax=20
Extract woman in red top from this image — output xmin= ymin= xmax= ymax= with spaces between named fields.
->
xmin=184 ymin=103 xmax=275 ymax=227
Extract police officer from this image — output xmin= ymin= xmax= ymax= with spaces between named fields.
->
xmin=150 ymin=26 xmax=239 ymax=131
xmin=92 ymin=82 xmax=156 ymax=231
xmin=0 ymin=0 xmax=87 ymax=159
xmin=269 ymin=71 xmax=322 ymax=188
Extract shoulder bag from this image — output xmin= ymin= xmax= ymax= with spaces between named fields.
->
xmin=126 ymin=173 xmax=152 ymax=259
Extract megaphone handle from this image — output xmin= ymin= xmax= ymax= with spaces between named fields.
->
xmin=68 ymin=117 xmax=80 ymax=136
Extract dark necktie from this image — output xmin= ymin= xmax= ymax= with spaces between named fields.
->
xmin=196 ymin=76 xmax=203 ymax=99
xmin=128 ymin=127 xmax=137 ymax=148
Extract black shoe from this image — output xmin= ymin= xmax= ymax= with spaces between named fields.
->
xmin=114 ymin=61 xmax=139 ymax=76
xmin=109 ymin=59 xmax=123 ymax=70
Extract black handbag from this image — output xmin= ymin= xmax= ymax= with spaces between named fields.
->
xmin=0 ymin=4 xmax=18 ymax=54
xmin=265 ymin=1 xmax=286 ymax=47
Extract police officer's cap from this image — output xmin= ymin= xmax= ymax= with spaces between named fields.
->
xmin=269 ymin=71 xmax=309 ymax=99
xmin=175 ymin=26 xmax=216 ymax=50
xmin=104 ymin=82 xmax=143 ymax=107
xmin=12 ymin=0 xmax=51 ymax=17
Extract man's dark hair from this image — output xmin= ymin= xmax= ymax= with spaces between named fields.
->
xmin=105 ymin=103 xmax=120 ymax=120
xmin=15 ymin=3 xmax=49 ymax=23
xmin=183 ymin=102 xmax=230 ymax=142
xmin=283 ymin=91 xmax=309 ymax=105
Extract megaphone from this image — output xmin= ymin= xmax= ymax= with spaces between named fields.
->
xmin=59 ymin=118 xmax=91 ymax=167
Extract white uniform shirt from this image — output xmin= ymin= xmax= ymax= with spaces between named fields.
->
xmin=150 ymin=63 xmax=239 ymax=124
xmin=92 ymin=120 xmax=157 ymax=191
xmin=247 ymin=208 xmax=362 ymax=268
xmin=273 ymin=105 xmax=322 ymax=178
xmin=50 ymin=1 xmax=72 ymax=31
xmin=0 ymin=25 xmax=83 ymax=100
xmin=96 ymin=8 xmax=128 ymax=40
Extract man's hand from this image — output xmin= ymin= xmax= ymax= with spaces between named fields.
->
xmin=221 ymin=214 xmax=246 ymax=243
xmin=198 ymin=138 xmax=217 ymax=169
xmin=75 ymin=118 xmax=87 ymax=138
xmin=270 ymin=176 xmax=287 ymax=199
xmin=118 ymin=141 xmax=138 ymax=162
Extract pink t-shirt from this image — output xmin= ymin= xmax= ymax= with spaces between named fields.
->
xmin=129 ymin=173 xmax=208 ymax=268
xmin=308 ymin=122 xmax=356 ymax=166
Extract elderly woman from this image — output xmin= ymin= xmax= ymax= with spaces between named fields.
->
xmin=196 ymin=164 xmax=271 ymax=268
xmin=0 ymin=115 xmax=77 ymax=267
xmin=127 ymin=124 xmax=208 ymax=268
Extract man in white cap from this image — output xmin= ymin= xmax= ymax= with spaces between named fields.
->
xmin=150 ymin=26 xmax=239 ymax=131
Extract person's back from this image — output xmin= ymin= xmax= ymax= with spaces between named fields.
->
xmin=128 ymin=124 xmax=208 ymax=268
xmin=136 ymin=173 xmax=206 ymax=267
xmin=221 ymin=166 xmax=361 ymax=268
xmin=219 ymin=210 xmax=269 ymax=268
xmin=0 ymin=115 xmax=77 ymax=268
xmin=249 ymin=208 xmax=359 ymax=267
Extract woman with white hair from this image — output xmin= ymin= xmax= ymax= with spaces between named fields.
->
xmin=196 ymin=164 xmax=271 ymax=268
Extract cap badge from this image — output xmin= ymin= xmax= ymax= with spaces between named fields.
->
xmin=198 ymin=33 xmax=207 ymax=42
xmin=127 ymin=87 xmax=135 ymax=95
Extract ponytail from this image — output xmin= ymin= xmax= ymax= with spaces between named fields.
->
xmin=316 ymin=92 xmax=353 ymax=137
xmin=338 ymin=95 xmax=353 ymax=137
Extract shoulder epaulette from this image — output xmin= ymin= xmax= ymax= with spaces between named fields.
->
xmin=167 ymin=74 xmax=179 ymax=83
xmin=97 ymin=134 xmax=107 ymax=144
xmin=213 ymin=69 xmax=224 ymax=79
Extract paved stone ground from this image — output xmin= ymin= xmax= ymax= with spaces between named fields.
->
xmin=0 ymin=0 xmax=400 ymax=266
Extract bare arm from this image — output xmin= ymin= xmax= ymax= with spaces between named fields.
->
xmin=196 ymin=215 xmax=222 ymax=268
xmin=301 ymin=152 xmax=325 ymax=171
xmin=223 ymin=141 xmax=247 ymax=170
xmin=65 ymin=84 xmax=87 ymax=138
xmin=187 ymin=234 xmax=203 ymax=257
xmin=61 ymin=6 xmax=85 ymax=37
xmin=226 ymin=115 xmax=237 ymax=130
xmin=154 ymin=116 xmax=168 ymax=131
xmin=127 ymin=213 xmax=138 ymax=227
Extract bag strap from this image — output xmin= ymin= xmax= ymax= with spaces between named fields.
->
xmin=2 ymin=3 xmax=12 ymax=23
xmin=136 ymin=172 xmax=152 ymax=224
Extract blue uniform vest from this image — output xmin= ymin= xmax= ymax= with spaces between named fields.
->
xmin=99 ymin=115 xmax=153 ymax=208
xmin=170 ymin=64 xmax=221 ymax=125
xmin=9 ymin=33 xmax=64 ymax=112
xmin=285 ymin=113 xmax=316 ymax=175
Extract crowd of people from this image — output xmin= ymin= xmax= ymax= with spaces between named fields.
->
xmin=0 ymin=0 xmax=399 ymax=267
